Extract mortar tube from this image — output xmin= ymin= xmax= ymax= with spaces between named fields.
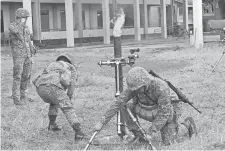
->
xmin=114 ymin=36 xmax=125 ymax=138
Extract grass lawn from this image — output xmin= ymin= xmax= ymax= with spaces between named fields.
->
xmin=1 ymin=42 xmax=225 ymax=150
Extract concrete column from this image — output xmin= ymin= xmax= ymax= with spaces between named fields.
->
xmin=133 ymin=0 xmax=141 ymax=41
xmin=65 ymin=0 xmax=74 ymax=47
xmin=193 ymin=0 xmax=203 ymax=48
xmin=102 ymin=0 xmax=110 ymax=44
xmin=32 ymin=0 xmax=41 ymax=40
xmin=23 ymin=0 xmax=33 ymax=35
xmin=171 ymin=0 xmax=174 ymax=32
xmin=143 ymin=0 xmax=148 ymax=39
xmin=52 ymin=4 xmax=58 ymax=30
xmin=183 ymin=0 xmax=188 ymax=31
xmin=75 ymin=0 xmax=83 ymax=38
xmin=160 ymin=0 xmax=167 ymax=38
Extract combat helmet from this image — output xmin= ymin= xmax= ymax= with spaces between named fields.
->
xmin=126 ymin=67 xmax=151 ymax=91
xmin=15 ymin=8 xmax=30 ymax=18
xmin=56 ymin=52 xmax=76 ymax=67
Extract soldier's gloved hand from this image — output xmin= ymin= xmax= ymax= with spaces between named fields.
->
xmin=94 ymin=122 xmax=103 ymax=132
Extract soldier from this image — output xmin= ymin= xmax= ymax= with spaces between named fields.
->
xmin=9 ymin=8 xmax=36 ymax=105
xmin=94 ymin=66 xmax=197 ymax=146
xmin=32 ymin=52 xmax=86 ymax=140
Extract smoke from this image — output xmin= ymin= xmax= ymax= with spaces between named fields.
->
xmin=113 ymin=8 xmax=125 ymax=37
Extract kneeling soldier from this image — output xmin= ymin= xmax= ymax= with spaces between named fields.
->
xmin=33 ymin=52 xmax=86 ymax=140
xmin=94 ymin=66 xmax=197 ymax=146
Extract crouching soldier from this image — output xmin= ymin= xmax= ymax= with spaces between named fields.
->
xmin=94 ymin=66 xmax=197 ymax=146
xmin=32 ymin=52 xmax=86 ymax=141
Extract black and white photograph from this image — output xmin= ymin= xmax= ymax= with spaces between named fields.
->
xmin=1 ymin=0 xmax=225 ymax=150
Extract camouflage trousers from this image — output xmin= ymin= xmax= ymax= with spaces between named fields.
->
xmin=36 ymin=84 xmax=79 ymax=127
xmin=12 ymin=56 xmax=32 ymax=100
xmin=120 ymin=102 xmax=189 ymax=145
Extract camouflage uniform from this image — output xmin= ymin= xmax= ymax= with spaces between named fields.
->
xmin=33 ymin=52 xmax=86 ymax=140
xmin=98 ymin=67 xmax=197 ymax=145
xmin=9 ymin=8 xmax=35 ymax=105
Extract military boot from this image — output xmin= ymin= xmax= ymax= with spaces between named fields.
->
xmin=72 ymin=123 xmax=87 ymax=141
xmin=13 ymin=97 xmax=27 ymax=105
xmin=181 ymin=117 xmax=197 ymax=138
xmin=48 ymin=115 xmax=62 ymax=131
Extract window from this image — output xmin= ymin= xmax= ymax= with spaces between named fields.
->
xmin=124 ymin=13 xmax=134 ymax=28
xmin=97 ymin=10 xmax=103 ymax=29
xmin=122 ymin=5 xmax=134 ymax=28
xmin=60 ymin=10 xmax=66 ymax=31
xmin=82 ymin=10 xmax=85 ymax=29
xmin=41 ymin=10 xmax=50 ymax=31
xmin=1 ymin=10 xmax=4 ymax=33
xmin=179 ymin=7 xmax=183 ymax=15
xmin=188 ymin=7 xmax=193 ymax=15
xmin=109 ymin=4 xmax=134 ymax=29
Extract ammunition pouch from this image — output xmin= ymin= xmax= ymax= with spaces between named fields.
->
xmin=134 ymin=103 xmax=157 ymax=121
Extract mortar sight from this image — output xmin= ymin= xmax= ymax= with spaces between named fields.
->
xmin=127 ymin=48 xmax=140 ymax=66
xmin=130 ymin=48 xmax=140 ymax=54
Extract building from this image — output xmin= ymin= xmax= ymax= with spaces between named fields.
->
xmin=3 ymin=0 xmax=223 ymax=47
xmin=202 ymin=0 xmax=225 ymax=31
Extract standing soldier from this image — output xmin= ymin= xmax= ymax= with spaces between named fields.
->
xmin=32 ymin=52 xmax=86 ymax=140
xmin=94 ymin=66 xmax=197 ymax=146
xmin=9 ymin=8 xmax=36 ymax=105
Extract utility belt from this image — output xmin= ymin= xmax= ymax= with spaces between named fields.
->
xmin=134 ymin=103 xmax=157 ymax=121
xmin=137 ymin=101 xmax=158 ymax=110
xmin=134 ymin=96 xmax=179 ymax=122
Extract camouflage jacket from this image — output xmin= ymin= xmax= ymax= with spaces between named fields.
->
xmin=8 ymin=21 xmax=34 ymax=58
xmin=100 ymin=77 xmax=173 ymax=132
xmin=32 ymin=61 xmax=78 ymax=98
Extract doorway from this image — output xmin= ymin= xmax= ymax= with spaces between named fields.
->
xmin=1 ymin=10 xmax=4 ymax=33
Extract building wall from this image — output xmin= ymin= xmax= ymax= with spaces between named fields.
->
xmin=1 ymin=2 xmax=23 ymax=33
xmin=2 ymin=3 xmax=10 ymax=33
xmin=1 ymin=0 xmax=171 ymax=4
xmin=202 ymin=0 xmax=225 ymax=31
xmin=1 ymin=0 xmax=168 ymax=40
